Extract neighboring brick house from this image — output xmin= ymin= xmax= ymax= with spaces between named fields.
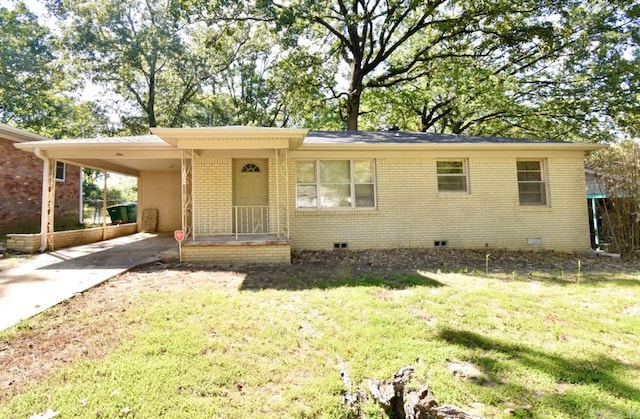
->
xmin=15 ymin=127 xmax=606 ymax=263
xmin=0 ymin=124 xmax=81 ymax=236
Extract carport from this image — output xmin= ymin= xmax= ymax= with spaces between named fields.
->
xmin=14 ymin=135 xmax=182 ymax=251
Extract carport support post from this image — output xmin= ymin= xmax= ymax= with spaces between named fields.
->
xmin=34 ymin=147 xmax=56 ymax=251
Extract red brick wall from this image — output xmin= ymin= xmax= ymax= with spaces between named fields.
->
xmin=0 ymin=138 xmax=81 ymax=235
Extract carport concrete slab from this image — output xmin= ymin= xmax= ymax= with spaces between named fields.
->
xmin=0 ymin=233 xmax=176 ymax=331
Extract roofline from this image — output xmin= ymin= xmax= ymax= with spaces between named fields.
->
xmin=298 ymin=142 xmax=608 ymax=152
xmin=0 ymin=123 xmax=50 ymax=143
xmin=11 ymin=126 xmax=608 ymax=154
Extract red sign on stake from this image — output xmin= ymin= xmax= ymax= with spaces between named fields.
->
xmin=174 ymin=230 xmax=185 ymax=242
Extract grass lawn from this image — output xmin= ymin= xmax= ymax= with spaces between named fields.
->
xmin=1 ymin=252 xmax=639 ymax=418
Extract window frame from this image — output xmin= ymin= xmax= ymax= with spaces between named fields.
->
xmin=436 ymin=159 xmax=469 ymax=193
xmin=55 ymin=161 xmax=66 ymax=182
xmin=516 ymin=159 xmax=548 ymax=206
xmin=295 ymin=159 xmax=377 ymax=209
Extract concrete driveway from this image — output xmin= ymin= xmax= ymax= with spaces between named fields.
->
xmin=0 ymin=233 xmax=177 ymax=331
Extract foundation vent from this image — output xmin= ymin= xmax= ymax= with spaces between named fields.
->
xmin=334 ymin=243 xmax=348 ymax=249
xmin=434 ymin=240 xmax=448 ymax=248
xmin=527 ymin=238 xmax=542 ymax=246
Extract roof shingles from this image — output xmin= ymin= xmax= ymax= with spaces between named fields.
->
xmin=304 ymin=130 xmax=564 ymax=145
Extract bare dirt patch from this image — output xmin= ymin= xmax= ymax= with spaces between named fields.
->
xmin=1 ymin=248 xmax=637 ymax=402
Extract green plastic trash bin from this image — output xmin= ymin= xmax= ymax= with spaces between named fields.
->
xmin=107 ymin=204 xmax=128 ymax=224
xmin=125 ymin=203 xmax=137 ymax=223
xmin=107 ymin=203 xmax=137 ymax=224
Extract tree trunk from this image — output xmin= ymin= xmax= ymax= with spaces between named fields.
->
xmin=147 ymin=63 xmax=157 ymax=128
xmin=346 ymin=66 xmax=363 ymax=131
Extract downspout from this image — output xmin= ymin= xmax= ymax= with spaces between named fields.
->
xmin=34 ymin=147 xmax=50 ymax=252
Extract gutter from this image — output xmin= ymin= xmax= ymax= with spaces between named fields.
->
xmin=33 ymin=147 xmax=50 ymax=252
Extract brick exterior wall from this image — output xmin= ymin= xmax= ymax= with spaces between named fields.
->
xmin=180 ymin=149 xmax=592 ymax=260
xmin=287 ymin=150 xmax=591 ymax=252
xmin=182 ymin=241 xmax=291 ymax=265
xmin=193 ymin=156 xmax=233 ymax=233
xmin=0 ymin=137 xmax=81 ymax=236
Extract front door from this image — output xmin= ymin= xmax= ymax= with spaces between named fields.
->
xmin=233 ymin=159 xmax=268 ymax=234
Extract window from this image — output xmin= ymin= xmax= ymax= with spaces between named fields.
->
xmin=437 ymin=160 xmax=468 ymax=192
xmin=55 ymin=161 xmax=65 ymax=182
xmin=517 ymin=160 xmax=547 ymax=205
xmin=296 ymin=160 xmax=376 ymax=209
xmin=241 ymin=163 xmax=260 ymax=173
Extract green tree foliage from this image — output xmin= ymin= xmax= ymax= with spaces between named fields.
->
xmin=183 ymin=0 xmax=637 ymax=141
xmin=82 ymin=169 xmax=137 ymax=208
xmin=2 ymin=0 xmax=632 ymax=143
xmin=0 ymin=2 xmax=106 ymax=137
xmin=39 ymin=100 xmax=110 ymax=139
xmin=81 ymin=168 xmax=103 ymax=208
xmin=48 ymin=0 xmax=215 ymax=130
xmin=0 ymin=2 xmax=57 ymax=128
xmin=173 ymin=22 xmax=289 ymax=127
xmin=205 ymin=24 xmax=340 ymax=128
xmin=247 ymin=0 xmax=583 ymax=132
xmin=565 ymin=1 xmax=639 ymax=140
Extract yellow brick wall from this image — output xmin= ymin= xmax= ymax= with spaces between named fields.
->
xmin=287 ymin=150 xmax=591 ymax=252
xmin=185 ymin=149 xmax=591 ymax=253
xmin=5 ymin=234 xmax=39 ymax=253
xmin=138 ymin=171 xmax=181 ymax=232
xmin=182 ymin=242 xmax=291 ymax=264
xmin=193 ymin=156 xmax=233 ymax=234
xmin=267 ymin=155 xmax=289 ymax=236
xmin=7 ymin=224 xmax=138 ymax=253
